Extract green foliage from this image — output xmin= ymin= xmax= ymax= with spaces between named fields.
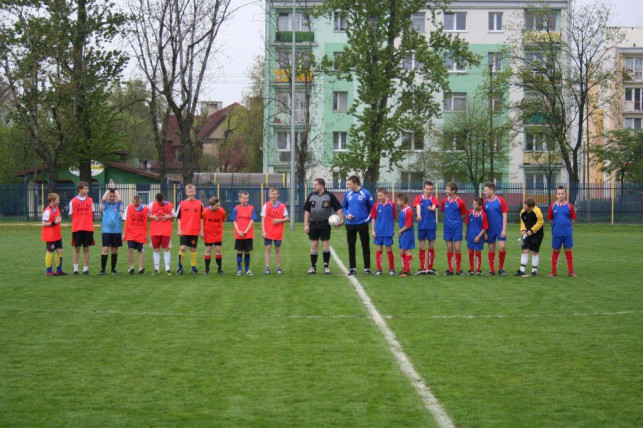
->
xmin=314 ymin=0 xmax=477 ymax=182
xmin=591 ymin=128 xmax=643 ymax=184
xmin=0 ymin=122 xmax=35 ymax=183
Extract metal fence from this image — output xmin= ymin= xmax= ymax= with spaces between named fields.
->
xmin=1 ymin=181 xmax=642 ymax=224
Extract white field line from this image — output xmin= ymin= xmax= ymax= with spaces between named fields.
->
xmin=329 ymin=247 xmax=455 ymax=428
xmin=0 ymin=306 xmax=638 ymax=320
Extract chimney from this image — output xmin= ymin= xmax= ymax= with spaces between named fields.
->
xmin=200 ymin=101 xmax=223 ymax=116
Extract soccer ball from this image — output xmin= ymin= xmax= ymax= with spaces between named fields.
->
xmin=328 ymin=214 xmax=341 ymax=227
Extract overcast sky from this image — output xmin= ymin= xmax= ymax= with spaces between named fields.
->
xmin=154 ymin=0 xmax=641 ymax=107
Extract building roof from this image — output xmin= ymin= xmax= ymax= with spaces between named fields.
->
xmin=165 ymin=103 xmax=243 ymax=145
xmin=14 ymin=162 xmax=166 ymax=181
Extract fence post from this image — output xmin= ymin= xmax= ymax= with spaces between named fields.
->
xmin=173 ymin=183 xmax=176 ymax=205
xmin=610 ymin=179 xmax=615 ymax=225
xmin=522 ymin=182 xmax=526 ymax=202
xmin=41 ymin=182 xmax=44 ymax=212
xmin=217 ymin=183 xmax=220 ymax=199
xmin=261 ymin=183 xmax=265 ymax=207
xmin=392 ymin=181 xmax=395 ymax=203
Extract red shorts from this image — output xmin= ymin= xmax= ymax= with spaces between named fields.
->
xmin=151 ymin=235 xmax=171 ymax=249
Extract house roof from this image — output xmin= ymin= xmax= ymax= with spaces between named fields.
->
xmin=14 ymin=162 xmax=168 ymax=181
xmin=165 ymin=102 xmax=243 ymax=145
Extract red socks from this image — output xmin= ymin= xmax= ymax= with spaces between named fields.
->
xmin=428 ymin=249 xmax=435 ymax=269
xmin=387 ymin=250 xmax=395 ymax=270
xmin=475 ymin=250 xmax=481 ymax=272
xmin=488 ymin=251 xmax=496 ymax=272
xmin=447 ymin=252 xmax=454 ymax=272
xmin=468 ymin=249 xmax=475 ymax=271
xmin=400 ymin=254 xmax=412 ymax=272
xmin=419 ymin=249 xmax=426 ymax=271
xmin=552 ymin=249 xmax=560 ymax=274
xmin=499 ymin=250 xmax=506 ymax=270
xmin=376 ymin=250 xmax=383 ymax=271
xmin=565 ymin=250 xmax=574 ymax=274
xmin=455 ymin=252 xmax=462 ymax=272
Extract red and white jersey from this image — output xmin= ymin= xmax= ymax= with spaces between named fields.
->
xmin=149 ymin=201 xmax=174 ymax=237
xmin=69 ymin=195 xmax=94 ymax=232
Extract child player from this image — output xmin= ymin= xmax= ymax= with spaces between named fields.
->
xmin=123 ymin=195 xmax=150 ymax=274
xmin=149 ymin=193 xmax=174 ymax=275
xmin=69 ymin=181 xmax=94 ymax=275
xmin=202 ymin=197 xmax=226 ymax=275
xmin=440 ymin=182 xmax=467 ymax=275
xmin=466 ymin=198 xmax=489 ymax=275
xmin=483 ymin=182 xmax=509 ymax=276
xmin=41 ymin=193 xmax=66 ymax=276
xmin=370 ymin=188 xmax=396 ymax=276
xmin=99 ymin=182 xmax=123 ymax=275
xmin=175 ymin=184 xmax=203 ymax=275
xmin=414 ymin=180 xmax=439 ymax=275
xmin=231 ymin=191 xmax=257 ymax=276
xmin=396 ymin=193 xmax=415 ymax=277
xmin=515 ymin=198 xmax=544 ymax=277
xmin=261 ymin=188 xmax=289 ymax=275
xmin=548 ymin=186 xmax=577 ymax=277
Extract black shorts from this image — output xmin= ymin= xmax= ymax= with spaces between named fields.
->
xmin=180 ymin=235 xmax=199 ymax=248
xmin=205 ymin=241 xmax=222 ymax=247
xmin=127 ymin=241 xmax=145 ymax=252
xmin=102 ymin=233 xmax=123 ymax=248
xmin=235 ymin=238 xmax=253 ymax=252
xmin=45 ymin=239 xmax=63 ymax=252
xmin=309 ymin=221 xmax=331 ymax=241
xmin=522 ymin=233 xmax=544 ymax=253
xmin=72 ymin=230 xmax=94 ymax=247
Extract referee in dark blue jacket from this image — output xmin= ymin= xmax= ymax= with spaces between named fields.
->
xmin=342 ymin=175 xmax=374 ymax=276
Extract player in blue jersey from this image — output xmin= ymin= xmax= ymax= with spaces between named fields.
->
xmin=100 ymin=184 xmax=123 ymax=275
xmin=370 ymin=188 xmax=396 ymax=275
xmin=483 ymin=182 xmax=509 ymax=276
xmin=414 ymin=181 xmax=439 ymax=275
xmin=396 ymin=194 xmax=415 ymax=277
xmin=342 ymin=175 xmax=375 ymax=276
xmin=548 ymin=186 xmax=577 ymax=277
xmin=466 ymin=198 xmax=489 ymax=275
xmin=440 ymin=182 xmax=468 ymax=275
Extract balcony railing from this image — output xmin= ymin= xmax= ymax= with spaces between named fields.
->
xmin=523 ymin=152 xmax=562 ymax=165
xmin=275 ymin=31 xmax=314 ymax=43
xmin=623 ymin=101 xmax=643 ymax=112
xmin=274 ymin=69 xmax=314 ymax=83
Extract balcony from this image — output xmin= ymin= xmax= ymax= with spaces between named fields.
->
xmin=274 ymin=69 xmax=314 ymax=83
xmin=523 ymin=152 xmax=561 ymax=165
xmin=623 ymin=101 xmax=643 ymax=113
xmin=275 ymin=31 xmax=314 ymax=43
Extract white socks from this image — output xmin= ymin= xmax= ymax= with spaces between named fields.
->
xmin=164 ymin=251 xmax=171 ymax=271
xmin=153 ymin=252 xmax=160 ymax=270
xmin=520 ymin=254 xmax=528 ymax=272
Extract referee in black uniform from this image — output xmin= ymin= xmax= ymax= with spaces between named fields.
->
xmin=303 ymin=178 xmax=344 ymax=274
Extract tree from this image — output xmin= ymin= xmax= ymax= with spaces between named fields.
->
xmin=524 ymin=125 xmax=563 ymax=204
xmin=127 ymin=0 xmax=236 ymax=184
xmin=314 ymin=0 xmax=476 ymax=182
xmin=241 ymin=55 xmax=264 ymax=173
xmin=0 ymin=122 xmax=36 ymax=183
xmin=591 ymin=128 xmax=643 ymax=187
xmin=509 ymin=0 xmax=625 ymax=202
xmin=0 ymin=0 xmax=128 ymax=189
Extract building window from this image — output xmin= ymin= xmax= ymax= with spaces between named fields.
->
xmin=451 ymin=135 xmax=466 ymax=151
xmin=401 ymin=132 xmax=424 ymax=152
xmin=401 ymin=172 xmax=425 ymax=185
xmin=411 ymin=13 xmax=425 ymax=32
xmin=444 ymin=53 xmax=467 ymax=73
xmin=625 ymin=88 xmax=643 ymax=111
xmin=525 ymin=11 xmax=558 ymax=32
xmin=402 ymin=52 xmax=423 ymax=70
xmin=334 ymin=11 xmax=348 ymax=32
xmin=625 ymin=57 xmax=643 ymax=81
xmin=488 ymin=52 xmax=503 ymax=72
xmin=488 ymin=12 xmax=503 ymax=31
xmin=525 ymin=173 xmax=550 ymax=189
xmin=525 ymin=128 xmax=553 ymax=152
xmin=491 ymin=95 xmax=504 ymax=113
xmin=444 ymin=12 xmax=466 ymax=31
xmin=277 ymin=12 xmax=310 ymax=31
xmin=333 ymin=51 xmax=344 ymax=70
xmin=333 ymin=132 xmax=348 ymax=151
xmin=333 ymin=172 xmax=346 ymax=188
xmin=624 ymin=117 xmax=642 ymax=129
xmin=276 ymin=132 xmax=290 ymax=151
xmin=443 ymin=92 xmax=467 ymax=112
xmin=525 ymin=52 xmax=549 ymax=78
xmin=276 ymin=92 xmax=307 ymax=123
xmin=333 ymin=92 xmax=348 ymax=112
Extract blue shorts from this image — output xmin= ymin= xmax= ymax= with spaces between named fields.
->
xmin=127 ymin=241 xmax=144 ymax=252
xmin=486 ymin=230 xmax=506 ymax=244
xmin=467 ymin=239 xmax=485 ymax=251
xmin=443 ymin=227 xmax=463 ymax=242
xmin=264 ymin=239 xmax=282 ymax=247
xmin=398 ymin=231 xmax=415 ymax=250
xmin=552 ymin=235 xmax=573 ymax=250
xmin=417 ymin=229 xmax=436 ymax=241
xmin=373 ymin=236 xmax=393 ymax=246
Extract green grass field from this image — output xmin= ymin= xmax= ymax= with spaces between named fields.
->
xmin=0 ymin=223 xmax=641 ymax=426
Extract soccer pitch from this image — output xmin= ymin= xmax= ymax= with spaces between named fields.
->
xmin=0 ymin=224 xmax=641 ymax=426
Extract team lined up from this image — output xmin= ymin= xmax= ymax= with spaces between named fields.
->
xmin=41 ymin=178 xmax=577 ymax=278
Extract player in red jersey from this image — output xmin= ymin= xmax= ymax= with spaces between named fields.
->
xmin=202 ymin=197 xmax=226 ymax=275
xmin=69 ymin=181 xmax=94 ymax=275
xmin=175 ymin=184 xmax=204 ymax=275
xmin=123 ymin=195 xmax=150 ymax=274
xmin=231 ymin=191 xmax=257 ymax=275
xmin=149 ymin=193 xmax=174 ymax=275
xmin=261 ymin=187 xmax=289 ymax=275
xmin=41 ymin=193 xmax=66 ymax=276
